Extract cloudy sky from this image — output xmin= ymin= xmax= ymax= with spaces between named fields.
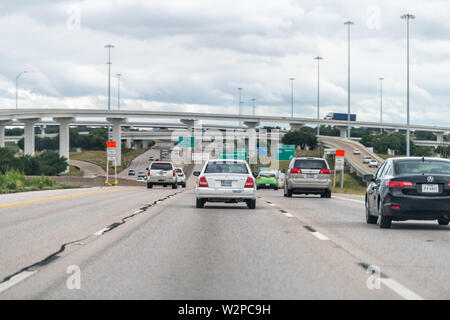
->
xmin=1 ymin=0 xmax=449 ymax=126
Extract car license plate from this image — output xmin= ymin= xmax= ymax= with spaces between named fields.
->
xmin=158 ymin=179 xmax=164 ymax=182
xmin=265 ymin=184 xmax=270 ymax=187
xmin=422 ymin=184 xmax=438 ymax=193
xmin=307 ymin=174 xmax=314 ymax=178
xmin=232 ymin=189 xmax=242 ymax=193
xmin=221 ymin=180 xmax=232 ymax=187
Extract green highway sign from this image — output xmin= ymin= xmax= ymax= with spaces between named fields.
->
xmin=178 ymin=136 xmax=195 ymax=148
xmin=219 ymin=149 xmax=247 ymax=161
xmin=276 ymin=144 xmax=295 ymax=161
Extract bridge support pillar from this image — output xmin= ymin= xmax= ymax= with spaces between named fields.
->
xmin=384 ymin=128 xmax=398 ymax=135
xmin=54 ymin=118 xmax=74 ymax=169
xmin=125 ymin=138 xmax=132 ymax=149
xmin=290 ymin=123 xmax=305 ymax=131
xmin=107 ymin=118 xmax=126 ymax=165
xmin=434 ymin=132 xmax=445 ymax=144
xmin=142 ymin=140 xmax=149 ymax=149
xmin=23 ymin=119 xmax=39 ymax=156
xmin=336 ymin=126 xmax=347 ymax=138
xmin=244 ymin=121 xmax=259 ymax=164
xmin=0 ymin=121 xmax=10 ymax=148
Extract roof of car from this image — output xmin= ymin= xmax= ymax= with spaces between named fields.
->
xmin=293 ymin=157 xmax=326 ymax=160
xmin=207 ymin=159 xmax=247 ymax=163
xmin=390 ymin=157 xmax=450 ymax=162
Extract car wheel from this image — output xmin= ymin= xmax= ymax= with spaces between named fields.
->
xmin=196 ymin=198 xmax=205 ymax=208
xmin=326 ymin=190 xmax=331 ymax=198
xmin=246 ymin=199 xmax=256 ymax=209
xmin=172 ymin=183 xmax=177 ymax=189
xmin=437 ymin=218 xmax=449 ymax=226
xmin=365 ymin=198 xmax=378 ymax=224
xmin=147 ymin=183 xmax=153 ymax=189
xmin=378 ymin=201 xmax=392 ymax=229
xmin=182 ymin=183 xmax=186 ymax=188
xmin=287 ymin=188 xmax=293 ymax=197
xmin=273 ymin=186 xmax=278 ymax=190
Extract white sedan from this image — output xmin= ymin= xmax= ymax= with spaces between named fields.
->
xmin=193 ymin=159 xmax=256 ymax=209
xmin=369 ymin=159 xmax=378 ymax=168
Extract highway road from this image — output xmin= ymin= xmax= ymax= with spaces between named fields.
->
xmin=2 ymin=176 xmax=450 ymax=299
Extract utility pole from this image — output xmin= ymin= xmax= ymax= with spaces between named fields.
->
xmin=289 ymin=78 xmax=295 ymax=117
xmin=401 ymin=14 xmax=415 ymax=157
xmin=315 ymin=56 xmax=323 ymax=136
xmin=116 ymin=73 xmax=122 ymax=110
xmin=344 ymin=21 xmax=354 ymax=139
xmin=379 ymin=77 xmax=384 ymax=134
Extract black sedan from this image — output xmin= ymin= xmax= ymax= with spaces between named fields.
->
xmin=363 ymin=157 xmax=450 ymax=229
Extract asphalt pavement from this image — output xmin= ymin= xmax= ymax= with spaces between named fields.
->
xmin=3 ymin=182 xmax=449 ymax=299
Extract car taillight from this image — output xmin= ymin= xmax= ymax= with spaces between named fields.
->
xmin=147 ymin=170 xmax=150 ymax=176
xmin=198 ymin=176 xmax=209 ymax=187
xmin=173 ymin=170 xmax=176 ymax=177
xmin=245 ymin=177 xmax=254 ymax=188
xmin=448 ymin=183 xmax=450 ymax=187
xmin=179 ymin=173 xmax=184 ymax=177
xmin=319 ymin=169 xmax=331 ymax=174
xmin=290 ymin=168 xmax=302 ymax=174
xmin=257 ymin=177 xmax=261 ymax=180
xmin=386 ymin=180 xmax=414 ymax=188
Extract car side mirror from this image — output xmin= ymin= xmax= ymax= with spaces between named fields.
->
xmin=363 ymin=174 xmax=374 ymax=182
xmin=281 ymin=169 xmax=287 ymax=174
xmin=193 ymin=171 xmax=200 ymax=176
xmin=145 ymin=168 xmax=148 ymax=171
xmin=253 ymin=172 xmax=258 ymax=178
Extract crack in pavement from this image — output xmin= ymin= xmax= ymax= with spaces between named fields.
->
xmin=0 ymin=189 xmax=185 ymax=291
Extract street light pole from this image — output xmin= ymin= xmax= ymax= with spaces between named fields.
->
xmin=104 ymin=44 xmax=114 ymax=111
xmin=251 ymin=98 xmax=256 ymax=116
xmin=315 ymin=56 xmax=323 ymax=136
xmin=401 ymin=13 xmax=415 ymax=157
xmin=289 ymin=78 xmax=295 ymax=117
xmin=379 ymin=77 xmax=384 ymax=134
xmin=15 ymin=71 xmax=27 ymax=109
xmin=116 ymin=74 xmax=122 ymax=111
xmin=344 ymin=20 xmax=354 ymax=139
xmin=238 ymin=87 xmax=242 ymax=126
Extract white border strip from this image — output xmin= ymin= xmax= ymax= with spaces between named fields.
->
xmin=381 ymin=277 xmax=423 ymax=300
xmin=0 ymin=270 xmax=36 ymax=294
xmin=332 ymin=196 xmax=365 ymax=204
xmin=311 ymin=231 xmax=329 ymax=241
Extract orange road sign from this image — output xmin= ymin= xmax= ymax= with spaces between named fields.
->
xmin=335 ymin=150 xmax=345 ymax=157
xmin=107 ymin=141 xmax=116 ymax=148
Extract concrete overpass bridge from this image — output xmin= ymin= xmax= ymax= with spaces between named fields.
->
xmin=0 ymin=108 xmax=449 ymax=164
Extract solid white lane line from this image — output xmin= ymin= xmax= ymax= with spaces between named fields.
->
xmin=381 ymin=277 xmax=424 ymax=300
xmin=311 ymin=232 xmax=329 ymax=241
xmin=332 ymin=196 xmax=365 ymax=204
xmin=0 ymin=270 xmax=36 ymax=294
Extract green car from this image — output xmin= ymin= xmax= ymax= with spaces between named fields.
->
xmin=256 ymin=173 xmax=279 ymax=190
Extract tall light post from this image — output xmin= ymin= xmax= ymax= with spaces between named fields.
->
xmin=116 ymin=73 xmax=122 ymax=110
xmin=401 ymin=13 xmax=415 ymax=157
xmin=289 ymin=78 xmax=295 ymax=117
xmin=344 ymin=20 xmax=354 ymax=139
xmin=379 ymin=77 xmax=384 ymax=134
xmin=16 ymin=71 xmax=27 ymax=109
xmin=238 ymin=87 xmax=242 ymax=126
xmin=315 ymin=56 xmax=323 ymax=136
xmin=105 ymin=44 xmax=114 ymax=111
xmin=251 ymin=98 xmax=256 ymax=116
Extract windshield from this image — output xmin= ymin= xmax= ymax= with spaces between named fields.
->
xmin=293 ymin=159 xmax=327 ymax=170
xmin=260 ymin=174 xmax=275 ymax=178
xmin=151 ymin=163 xmax=173 ymax=171
xmin=204 ymin=161 xmax=248 ymax=174
xmin=394 ymin=159 xmax=450 ymax=175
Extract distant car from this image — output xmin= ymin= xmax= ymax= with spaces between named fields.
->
xmin=194 ymin=159 xmax=256 ymax=209
xmin=363 ymin=156 xmax=372 ymax=164
xmin=364 ymin=157 xmax=450 ymax=228
xmin=128 ymin=169 xmax=136 ymax=176
xmin=175 ymin=167 xmax=186 ymax=188
xmin=136 ymin=176 xmax=146 ymax=182
xmin=353 ymin=149 xmax=361 ymax=155
xmin=369 ymin=159 xmax=378 ymax=168
xmin=149 ymin=156 xmax=154 ymax=161
xmin=284 ymin=157 xmax=331 ymax=198
xmin=147 ymin=162 xmax=177 ymax=189
xmin=256 ymin=172 xmax=279 ymax=190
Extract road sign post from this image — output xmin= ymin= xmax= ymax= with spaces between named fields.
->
xmin=335 ymin=150 xmax=345 ymax=189
xmin=105 ymin=141 xmax=118 ymax=186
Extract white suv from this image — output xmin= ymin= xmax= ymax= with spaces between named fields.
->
xmin=175 ymin=167 xmax=186 ymax=188
xmin=193 ymin=159 xmax=256 ymax=209
xmin=147 ymin=161 xmax=177 ymax=189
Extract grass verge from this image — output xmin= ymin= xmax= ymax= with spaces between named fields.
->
xmin=0 ymin=171 xmax=71 ymax=194
xmin=331 ymin=172 xmax=366 ymax=195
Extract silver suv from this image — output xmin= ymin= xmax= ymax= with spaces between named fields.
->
xmin=284 ymin=157 xmax=331 ymax=198
xmin=147 ymin=161 xmax=177 ymax=189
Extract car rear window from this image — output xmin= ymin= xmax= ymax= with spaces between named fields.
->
xmin=260 ymin=173 xmax=275 ymax=178
xmin=204 ymin=161 xmax=249 ymax=174
xmin=151 ymin=163 xmax=173 ymax=170
xmin=175 ymin=168 xmax=183 ymax=173
xmin=394 ymin=160 xmax=450 ymax=175
xmin=293 ymin=159 xmax=327 ymax=169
